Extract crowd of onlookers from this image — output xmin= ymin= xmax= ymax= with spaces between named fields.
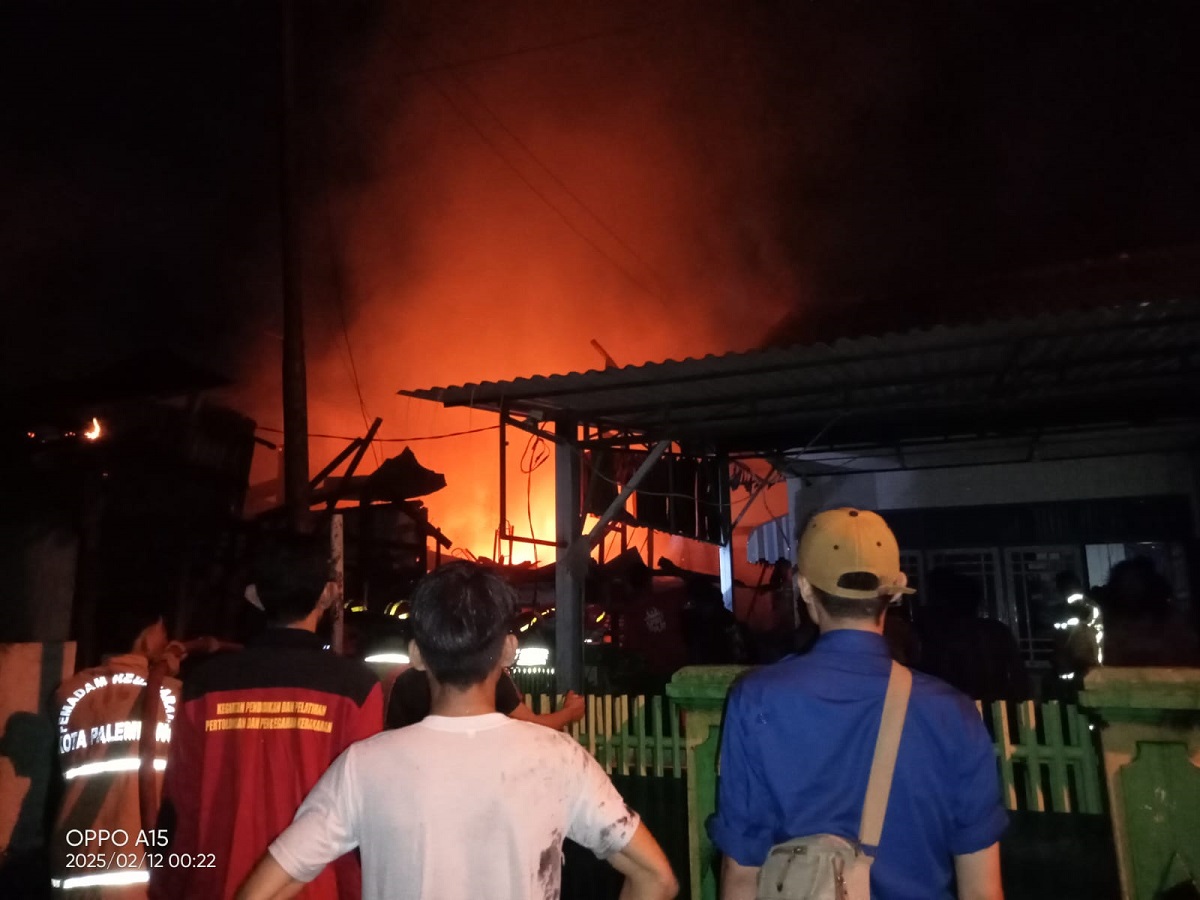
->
xmin=14 ymin=510 xmax=1200 ymax=899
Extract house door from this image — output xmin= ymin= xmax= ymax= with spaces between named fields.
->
xmin=1004 ymin=545 xmax=1085 ymax=669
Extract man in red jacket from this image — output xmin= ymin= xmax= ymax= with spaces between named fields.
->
xmin=150 ymin=535 xmax=382 ymax=900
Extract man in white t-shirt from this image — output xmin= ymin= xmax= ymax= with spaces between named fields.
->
xmin=237 ymin=561 xmax=678 ymax=900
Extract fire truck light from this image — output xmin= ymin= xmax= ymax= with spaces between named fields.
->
xmin=83 ymin=418 xmax=102 ymax=441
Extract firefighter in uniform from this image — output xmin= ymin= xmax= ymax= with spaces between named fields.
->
xmin=52 ymin=608 xmax=180 ymax=898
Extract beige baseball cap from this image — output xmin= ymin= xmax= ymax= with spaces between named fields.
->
xmin=796 ymin=508 xmax=915 ymax=600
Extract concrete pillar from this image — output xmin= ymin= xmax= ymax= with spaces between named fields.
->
xmin=554 ymin=419 xmax=584 ymax=694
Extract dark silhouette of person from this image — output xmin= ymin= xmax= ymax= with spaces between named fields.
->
xmin=914 ymin=568 xmax=1031 ymax=702
xmin=682 ymin=581 xmax=742 ymax=665
xmin=1098 ymin=557 xmax=1200 ymax=667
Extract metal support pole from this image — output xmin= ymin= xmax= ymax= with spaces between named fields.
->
xmin=279 ymin=0 xmax=310 ymax=532
xmin=719 ymin=544 xmax=735 ymax=612
xmin=330 ymin=513 xmax=345 ymax=654
xmin=554 ymin=418 xmax=583 ymax=694
xmin=718 ymin=454 xmax=735 ymax=611
xmin=498 ymin=404 xmax=508 ymax=563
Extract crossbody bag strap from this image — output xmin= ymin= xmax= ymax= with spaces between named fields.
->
xmin=858 ymin=661 xmax=912 ymax=848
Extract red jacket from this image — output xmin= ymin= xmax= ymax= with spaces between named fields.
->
xmin=150 ymin=629 xmax=381 ymax=900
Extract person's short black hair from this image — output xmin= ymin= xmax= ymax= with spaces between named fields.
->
xmin=809 ymin=576 xmax=889 ymax=622
xmin=410 ymin=562 xmax=515 ymax=688
xmin=252 ymin=532 xmax=329 ymax=625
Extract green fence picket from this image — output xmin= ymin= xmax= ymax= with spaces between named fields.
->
xmin=1016 ymin=701 xmax=1046 ymax=811
xmin=1066 ymin=705 xmax=1105 ymax=815
xmin=669 ymin=697 xmax=683 ymax=779
xmin=990 ymin=701 xmax=1019 ymax=811
xmin=1040 ymin=702 xmax=1070 ymax=813
xmin=652 ymin=695 xmax=666 ymax=778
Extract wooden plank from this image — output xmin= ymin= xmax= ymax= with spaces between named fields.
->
xmin=633 ymin=695 xmax=647 ymax=776
xmin=618 ymin=695 xmax=630 ymax=776
xmin=1016 ymin=700 xmax=1045 ymax=812
xmin=605 ymin=694 xmax=615 ymax=773
xmin=991 ymin=701 xmax=1019 ymax=811
xmin=586 ymin=694 xmax=598 ymax=760
xmin=669 ymin=697 xmax=683 ymax=779
xmin=1040 ymin=702 xmax=1071 ymax=813
xmin=1066 ymin=705 xmax=1105 ymax=815
xmin=652 ymin=695 xmax=665 ymax=778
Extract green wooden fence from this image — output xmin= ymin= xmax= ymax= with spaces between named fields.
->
xmin=527 ymin=691 xmax=1104 ymax=814
xmin=524 ymin=692 xmax=686 ymax=778
xmin=980 ymin=699 xmax=1105 ymax=814
xmin=527 ymin=688 xmax=1111 ymax=900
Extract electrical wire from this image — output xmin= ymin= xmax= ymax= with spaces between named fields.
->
xmin=583 ymin=455 xmax=709 ymax=504
xmin=419 ymin=73 xmax=670 ymax=309
xmin=374 ymin=20 xmax=672 ymax=311
xmin=321 ymin=184 xmax=381 ymax=467
xmin=393 ymin=18 xmax=667 ymax=79
xmin=256 ymin=424 xmax=499 ymax=442
xmin=443 ymin=71 xmax=671 ymax=300
xmin=518 ymin=431 xmax=551 ymax=563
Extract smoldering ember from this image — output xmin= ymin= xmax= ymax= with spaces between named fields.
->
xmin=2 ymin=3 xmax=1199 ymax=900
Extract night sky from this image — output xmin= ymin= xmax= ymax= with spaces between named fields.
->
xmin=4 ymin=0 xmax=1200 ymax=393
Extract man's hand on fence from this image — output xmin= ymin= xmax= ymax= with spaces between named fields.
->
xmin=560 ymin=691 xmax=586 ymax=724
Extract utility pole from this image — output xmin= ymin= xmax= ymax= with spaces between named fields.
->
xmin=280 ymin=0 xmax=310 ymax=532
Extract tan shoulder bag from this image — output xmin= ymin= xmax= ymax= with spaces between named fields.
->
xmin=756 ymin=662 xmax=912 ymax=900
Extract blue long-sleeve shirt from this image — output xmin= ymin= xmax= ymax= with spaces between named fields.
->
xmin=708 ymin=630 xmax=1007 ymax=900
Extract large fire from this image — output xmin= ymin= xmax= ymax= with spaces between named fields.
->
xmin=226 ymin=0 xmax=798 ymax=573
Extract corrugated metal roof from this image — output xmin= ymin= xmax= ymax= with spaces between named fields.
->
xmin=747 ymin=512 xmax=794 ymax=564
xmin=400 ymin=298 xmax=1200 ymax=453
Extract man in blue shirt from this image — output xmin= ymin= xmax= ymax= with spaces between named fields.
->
xmin=709 ymin=508 xmax=1007 ymax=900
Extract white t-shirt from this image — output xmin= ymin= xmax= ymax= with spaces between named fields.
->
xmin=269 ymin=713 xmax=641 ymax=900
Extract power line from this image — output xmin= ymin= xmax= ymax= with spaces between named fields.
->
xmin=320 ymin=180 xmax=381 ymax=466
xmin=257 ymin=424 xmax=499 ymax=442
xmin=518 ymin=430 xmax=551 ymax=564
xmin=444 ymin=71 xmax=672 ymax=299
xmin=375 ymin=20 xmax=672 ymax=310
xmin=422 ymin=74 xmax=670 ymax=308
xmin=391 ymin=19 xmax=667 ymax=79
